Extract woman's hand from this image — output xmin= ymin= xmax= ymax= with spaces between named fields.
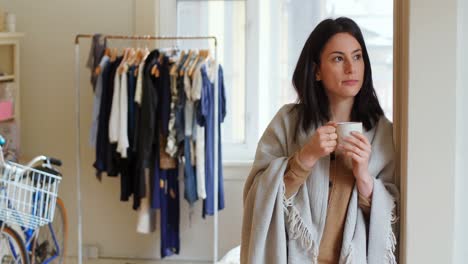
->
xmin=298 ymin=121 xmax=338 ymax=169
xmin=339 ymin=131 xmax=374 ymax=198
xmin=284 ymin=122 xmax=337 ymax=198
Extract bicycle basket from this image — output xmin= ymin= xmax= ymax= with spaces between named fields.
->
xmin=0 ymin=161 xmax=62 ymax=229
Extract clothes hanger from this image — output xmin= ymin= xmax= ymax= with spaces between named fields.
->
xmin=189 ymin=49 xmax=209 ymax=77
xmin=127 ymin=48 xmax=137 ymax=66
xmin=93 ymin=48 xmax=111 ymax=76
xmin=171 ymin=50 xmax=185 ymax=76
xmin=117 ymin=47 xmax=130 ymax=75
xmin=180 ymin=49 xmax=194 ymax=76
xmin=187 ymin=51 xmax=200 ymax=77
xmin=151 ymin=55 xmax=161 ymax=78
xmin=188 ymin=52 xmax=200 ymax=77
xmin=110 ymin=47 xmax=118 ymax=62
xmin=183 ymin=50 xmax=195 ymax=77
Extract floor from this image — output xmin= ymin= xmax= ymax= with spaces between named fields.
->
xmin=66 ymin=258 xmax=211 ymax=264
xmin=64 ymin=245 xmax=240 ymax=264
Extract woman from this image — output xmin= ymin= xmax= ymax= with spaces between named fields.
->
xmin=241 ymin=17 xmax=399 ymax=264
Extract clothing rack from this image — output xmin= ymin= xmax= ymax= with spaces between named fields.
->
xmin=74 ymin=34 xmax=220 ymax=264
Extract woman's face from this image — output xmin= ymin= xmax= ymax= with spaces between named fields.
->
xmin=316 ymin=33 xmax=365 ymax=101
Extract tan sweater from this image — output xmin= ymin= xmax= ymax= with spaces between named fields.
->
xmin=285 ymin=152 xmax=371 ymax=264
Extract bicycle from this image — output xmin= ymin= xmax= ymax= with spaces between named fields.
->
xmin=0 ymin=135 xmax=68 ymax=264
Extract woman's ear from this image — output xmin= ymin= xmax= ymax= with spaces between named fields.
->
xmin=313 ymin=63 xmax=321 ymax=81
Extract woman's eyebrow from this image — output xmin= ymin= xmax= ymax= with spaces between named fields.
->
xmin=329 ymin=49 xmax=362 ymax=56
xmin=329 ymin=51 xmax=345 ymax=56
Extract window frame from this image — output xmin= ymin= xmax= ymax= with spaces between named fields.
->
xmin=166 ymin=0 xmax=257 ymax=163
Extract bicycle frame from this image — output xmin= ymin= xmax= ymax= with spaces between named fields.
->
xmin=23 ymin=223 xmax=61 ymax=264
xmin=1 ymin=186 xmax=62 ymax=264
xmin=0 ymin=186 xmax=22 ymax=263
xmin=24 ymin=190 xmax=61 ymax=263
xmin=0 ymin=220 xmax=22 ymax=263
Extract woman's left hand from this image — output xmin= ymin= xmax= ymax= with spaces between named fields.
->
xmin=339 ymin=131 xmax=374 ymax=198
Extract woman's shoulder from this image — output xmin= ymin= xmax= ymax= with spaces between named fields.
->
xmin=262 ymin=104 xmax=300 ymax=137
xmin=372 ymin=115 xmax=394 ymax=151
xmin=275 ymin=103 xmax=299 ymax=119
xmin=268 ymin=104 xmax=300 ymax=128
xmin=377 ymin=115 xmax=393 ymax=134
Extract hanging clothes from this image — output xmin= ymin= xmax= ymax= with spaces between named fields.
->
xmin=136 ymin=171 xmax=156 ymax=234
xmin=86 ymin=34 xmax=107 ymax=91
xmin=198 ymin=62 xmax=226 ymax=217
xmin=89 ymin=55 xmax=110 ymax=148
xmin=192 ymin=61 xmax=206 ymax=199
xmin=165 ymin=71 xmax=179 ymax=157
xmin=183 ymin=70 xmax=198 ymax=205
xmin=159 ymin=168 xmax=180 ymax=258
xmin=157 ymin=55 xmax=177 ymax=170
xmin=90 ymin=45 xmax=227 ymax=259
xmin=117 ymin=63 xmax=129 ymax=157
xmin=120 ymin=65 xmax=138 ymax=201
xmin=133 ymin=49 xmax=160 ymax=210
xmin=93 ymin=56 xmax=122 ymax=179
xmin=108 ymin=66 xmax=121 ymax=144
xmin=135 ymin=54 xmax=156 ymax=233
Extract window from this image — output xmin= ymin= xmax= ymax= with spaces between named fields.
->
xmin=269 ymin=0 xmax=393 ymax=126
xmin=325 ymin=0 xmax=394 ymax=121
xmin=177 ymin=1 xmax=249 ymax=162
xmin=176 ymin=0 xmax=393 ymax=162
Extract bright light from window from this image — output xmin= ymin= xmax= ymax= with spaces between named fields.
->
xmin=177 ymin=1 xmax=246 ymax=144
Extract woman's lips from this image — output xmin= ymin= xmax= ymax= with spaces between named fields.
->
xmin=342 ymin=80 xmax=359 ymax=86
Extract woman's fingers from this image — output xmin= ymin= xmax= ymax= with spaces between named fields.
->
xmin=328 ymin=133 xmax=338 ymax=140
xmin=350 ymin=131 xmax=369 ymax=145
xmin=318 ymin=125 xmax=336 ymax=134
xmin=343 ymin=134 xmax=370 ymax=152
xmin=322 ymin=139 xmax=337 ymax=148
xmin=319 ymin=132 xmax=338 ymax=141
xmin=325 ymin=121 xmax=337 ymax=127
xmin=346 ymin=151 xmax=366 ymax=162
xmin=342 ymin=144 xmax=368 ymax=158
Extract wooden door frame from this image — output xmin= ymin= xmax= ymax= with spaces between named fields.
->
xmin=394 ymin=0 xmax=409 ymax=262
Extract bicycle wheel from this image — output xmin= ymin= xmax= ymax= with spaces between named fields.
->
xmin=31 ymin=198 xmax=68 ymax=264
xmin=0 ymin=224 xmax=30 ymax=264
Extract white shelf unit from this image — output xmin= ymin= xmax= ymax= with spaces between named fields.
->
xmin=0 ymin=32 xmax=24 ymax=160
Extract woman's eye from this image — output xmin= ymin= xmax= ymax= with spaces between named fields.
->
xmin=333 ymin=56 xmax=343 ymax=62
xmin=353 ymin=54 xmax=362 ymax=60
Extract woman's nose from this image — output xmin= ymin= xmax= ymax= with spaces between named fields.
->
xmin=344 ymin=60 xmax=355 ymax=74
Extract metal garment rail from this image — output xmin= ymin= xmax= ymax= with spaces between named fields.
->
xmin=74 ymin=34 xmax=219 ymax=264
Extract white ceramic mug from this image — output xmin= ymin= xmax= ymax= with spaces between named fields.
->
xmin=336 ymin=122 xmax=363 ymax=169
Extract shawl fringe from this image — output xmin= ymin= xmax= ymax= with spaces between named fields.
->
xmin=385 ymin=197 xmax=398 ymax=264
xmin=284 ymin=198 xmax=318 ymax=263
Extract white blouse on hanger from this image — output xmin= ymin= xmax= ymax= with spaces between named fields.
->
xmin=117 ymin=63 xmax=129 ymax=158
xmin=192 ymin=61 xmax=206 ymax=200
xmin=109 ymin=69 xmax=121 ymax=143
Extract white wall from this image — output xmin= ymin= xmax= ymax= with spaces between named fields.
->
xmin=0 ymin=0 xmax=246 ymax=262
xmin=0 ymin=0 xmax=132 ymax=258
xmin=3 ymin=0 xmax=467 ymax=262
xmin=454 ymin=0 xmax=468 ymax=263
xmin=406 ymin=0 xmax=458 ymax=263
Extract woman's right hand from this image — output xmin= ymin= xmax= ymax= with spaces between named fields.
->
xmin=298 ymin=121 xmax=338 ymax=168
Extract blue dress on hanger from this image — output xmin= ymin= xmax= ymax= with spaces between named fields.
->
xmin=198 ymin=63 xmax=226 ymax=217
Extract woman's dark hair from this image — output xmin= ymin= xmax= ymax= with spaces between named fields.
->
xmin=292 ymin=17 xmax=384 ymax=137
